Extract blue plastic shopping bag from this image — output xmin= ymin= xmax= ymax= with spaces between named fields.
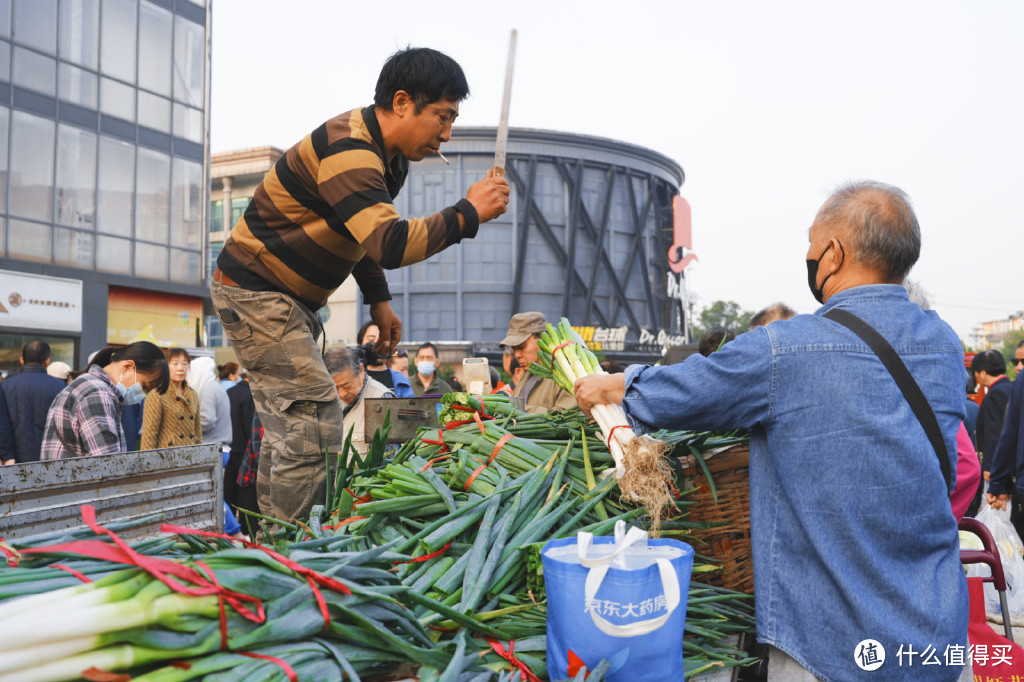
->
xmin=542 ymin=521 xmax=694 ymax=681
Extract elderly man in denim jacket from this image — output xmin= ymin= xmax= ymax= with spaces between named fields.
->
xmin=576 ymin=182 xmax=967 ymax=682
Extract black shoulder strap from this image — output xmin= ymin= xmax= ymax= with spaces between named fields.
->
xmin=823 ymin=307 xmax=953 ymax=492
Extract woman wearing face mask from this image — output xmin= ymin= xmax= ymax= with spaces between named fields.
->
xmin=140 ymin=348 xmax=202 ymax=450
xmin=40 ymin=342 xmax=169 ymax=460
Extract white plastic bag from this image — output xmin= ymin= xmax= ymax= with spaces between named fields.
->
xmin=968 ymin=505 xmax=1024 ymax=616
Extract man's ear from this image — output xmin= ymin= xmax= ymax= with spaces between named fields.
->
xmin=18 ymin=357 xmax=23 ymax=365
xmin=43 ymin=358 xmax=51 ymax=367
xmin=391 ymin=90 xmax=413 ymax=117
xmin=827 ymin=237 xmax=846 ymax=274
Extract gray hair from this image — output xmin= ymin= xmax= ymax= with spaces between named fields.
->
xmin=815 ymin=181 xmax=920 ymax=282
xmin=323 ymin=348 xmax=362 ymax=377
xmin=750 ymin=302 xmax=797 ymax=329
xmin=902 ymin=279 xmax=931 ymax=310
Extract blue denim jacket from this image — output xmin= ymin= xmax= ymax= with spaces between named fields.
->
xmin=623 ymin=285 xmax=967 ymax=681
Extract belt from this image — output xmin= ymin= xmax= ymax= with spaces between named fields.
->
xmin=212 ymin=267 xmax=239 ymax=287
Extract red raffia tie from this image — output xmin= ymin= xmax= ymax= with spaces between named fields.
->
xmin=606 ymin=424 xmax=631 ymax=448
xmin=392 ymin=541 xmax=451 ymax=565
xmin=0 ymin=539 xmax=19 ymax=567
xmin=21 ymin=506 xmax=265 ymax=625
xmin=237 ymin=651 xmax=298 ymax=682
xmin=489 ymin=433 xmax=516 ymax=464
xmin=422 ymin=429 xmax=450 ymax=453
xmin=159 ymin=524 xmax=353 ymax=615
xmin=486 ymin=638 xmax=543 ymax=682
xmin=449 ymin=404 xmax=495 ymax=420
xmin=195 ymin=561 xmax=229 ymax=649
xmin=473 ymin=411 xmax=487 ymax=434
xmin=548 ymin=341 xmax=579 ymax=371
xmin=52 ymin=563 xmax=92 ymax=583
xmin=420 ymin=455 xmax=452 ymax=472
xmin=322 ymin=515 xmax=366 ymax=531
xmin=464 ymin=464 xmax=489 ymax=491
xmin=345 ymin=488 xmax=372 ymax=505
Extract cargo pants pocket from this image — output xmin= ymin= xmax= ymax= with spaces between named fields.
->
xmin=265 ymin=381 xmax=342 ymax=522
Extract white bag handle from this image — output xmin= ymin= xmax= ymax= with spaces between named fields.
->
xmin=577 ymin=521 xmax=680 ymax=637
xmin=577 ymin=520 xmax=647 ymax=568
xmin=584 ymin=557 xmax=680 ymax=637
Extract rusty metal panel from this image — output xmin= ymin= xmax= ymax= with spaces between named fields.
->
xmin=0 ymin=444 xmax=223 ymax=542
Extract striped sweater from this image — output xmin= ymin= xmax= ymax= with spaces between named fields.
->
xmin=217 ymin=105 xmax=479 ymax=309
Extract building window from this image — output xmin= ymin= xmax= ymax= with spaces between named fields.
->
xmin=95 ymin=234 xmax=131 ymax=274
xmin=100 ymin=76 xmax=135 ymax=121
xmin=96 ymin=135 xmax=133 ymax=236
xmin=12 ymin=0 xmax=56 ymax=54
xmin=137 ymin=1 xmax=170 ymax=97
xmin=0 ymin=107 xmax=8 ymax=213
xmin=99 ymin=0 xmax=135 ymax=83
xmin=135 ymin=147 xmax=170 ymax=244
xmin=57 ymin=62 xmax=97 ymax=108
xmin=170 ymin=248 xmax=199 ymax=283
xmin=207 ymin=239 xmax=221 ymax=278
xmin=209 ymin=198 xmax=222 ymax=231
xmin=13 ymin=46 xmax=56 ymax=96
xmin=170 ymin=157 xmax=201 ymax=249
xmin=205 ymin=314 xmax=223 ymax=347
xmin=8 ymin=219 xmax=52 ymax=263
xmin=56 ymin=123 xmax=97 ymax=228
xmin=172 ymin=14 xmax=202 ymax=107
xmin=0 ymin=40 xmax=10 ymax=82
xmin=54 ymin=226 xmax=93 ymax=268
xmin=0 ymin=1 xmax=11 ymax=40
xmin=10 ymin=111 xmax=55 ymax=222
xmin=134 ymin=241 xmax=167 ymax=279
xmin=137 ymin=89 xmax=170 ymax=132
xmin=231 ymin=197 xmax=248 ymax=226
xmin=172 ymin=102 xmax=201 ymax=142
xmin=58 ymin=0 xmax=99 ymax=69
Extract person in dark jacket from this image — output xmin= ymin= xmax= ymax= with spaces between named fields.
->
xmin=0 ymin=341 xmax=68 ymax=464
xmin=974 ymin=349 xmax=1012 ymax=474
xmin=225 ymin=376 xmax=255 ymax=509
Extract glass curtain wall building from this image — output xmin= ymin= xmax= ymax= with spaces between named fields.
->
xmin=0 ymin=0 xmax=210 ymax=374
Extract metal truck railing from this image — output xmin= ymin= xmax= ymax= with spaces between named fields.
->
xmin=0 ymin=444 xmax=224 ymax=542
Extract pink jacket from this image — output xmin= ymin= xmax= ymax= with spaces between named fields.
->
xmin=951 ymin=421 xmax=981 ymax=521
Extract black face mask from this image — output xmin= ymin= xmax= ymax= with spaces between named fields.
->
xmin=806 ymin=241 xmax=844 ymax=304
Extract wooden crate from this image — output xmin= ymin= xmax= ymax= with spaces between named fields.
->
xmin=680 ymin=445 xmax=753 ymax=594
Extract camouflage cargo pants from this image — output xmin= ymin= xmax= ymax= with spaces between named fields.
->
xmin=210 ymin=280 xmax=343 ymax=523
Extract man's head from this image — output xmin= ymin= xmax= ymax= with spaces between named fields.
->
xmin=388 ymin=349 xmax=409 ymax=376
xmin=972 ymin=349 xmax=1006 ymax=388
xmin=1014 ymin=339 xmax=1024 ymax=376
xmin=415 ymin=343 xmax=439 ymax=377
xmin=750 ymin=303 xmax=796 ymax=329
xmin=374 ymin=47 xmax=469 ymax=162
xmin=357 ymin=322 xmax=380 ymax=346
xmin=21 ymin=340 xmax=51 ymax=366
xmin=806 ymin=182 xmax=921 ymax=303
xmin=500 ymin=312 xmax=547 ymax=370
xmin=324 ymin=348 xmax=365 ymax=405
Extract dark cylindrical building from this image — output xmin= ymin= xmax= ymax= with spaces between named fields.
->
xmin=363 ymin=127 xmax=685 ymax=358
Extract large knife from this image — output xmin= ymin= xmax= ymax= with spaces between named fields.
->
xmin=493 ymin=29 xmax=517 ymax=177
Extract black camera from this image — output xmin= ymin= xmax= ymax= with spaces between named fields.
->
xmin=358 ymin=342 xmax=381 ymax=366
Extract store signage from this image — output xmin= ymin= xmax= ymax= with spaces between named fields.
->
xmin=0 ymin=269 xmax=82 ymax=332
xmin=107 ymin=286 xmax=202 ymax=348
xmin=572 ymin=324 xmax=685 ymax=352
xmin=667 ymin=196 xmax=697 ymax=273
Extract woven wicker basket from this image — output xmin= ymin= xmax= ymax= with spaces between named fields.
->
xmin=680 ymin=444 xmax=753 ymax=594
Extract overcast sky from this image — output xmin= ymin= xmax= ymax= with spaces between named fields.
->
xmin=210 ymin=0 xmax=1024 ymax=344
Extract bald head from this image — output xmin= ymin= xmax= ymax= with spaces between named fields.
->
xmin=814 ymin=181 xmax=920 ymax=282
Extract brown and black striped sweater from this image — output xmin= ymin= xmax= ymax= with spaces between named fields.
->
xmin=217 ymin=106 xmax=479 ymax=309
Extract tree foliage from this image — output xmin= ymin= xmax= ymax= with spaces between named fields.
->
xmin=1000 ymin=330 xmax=1024 ymax=378
xmin=693 ymin=300 xmax=754 ymax=339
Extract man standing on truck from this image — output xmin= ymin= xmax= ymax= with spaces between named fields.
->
xmin=210 ymin=47 xmax=510 ymax=523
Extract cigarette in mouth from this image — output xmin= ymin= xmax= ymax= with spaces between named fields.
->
xmin=435 ymin=149 xmax=450 ymax=165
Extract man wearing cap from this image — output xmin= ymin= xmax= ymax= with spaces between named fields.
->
xmin=500 ymin=313 xmax=576 ymax=414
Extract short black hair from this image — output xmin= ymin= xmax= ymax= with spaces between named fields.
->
xmin=698 ymin=327 xmax=735 ymax=357
xmin=22 ymin=340 xmax=51 ymax=364
xmin=374 ymin=47 xmax=469 ymax=112
xmin=417 ymin=342 xmax=439 ymax=358
xmin=972 ymin=350 xmax=1006 ymax=377
xmin=356 ymin=321 xmax=378 ymax=345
